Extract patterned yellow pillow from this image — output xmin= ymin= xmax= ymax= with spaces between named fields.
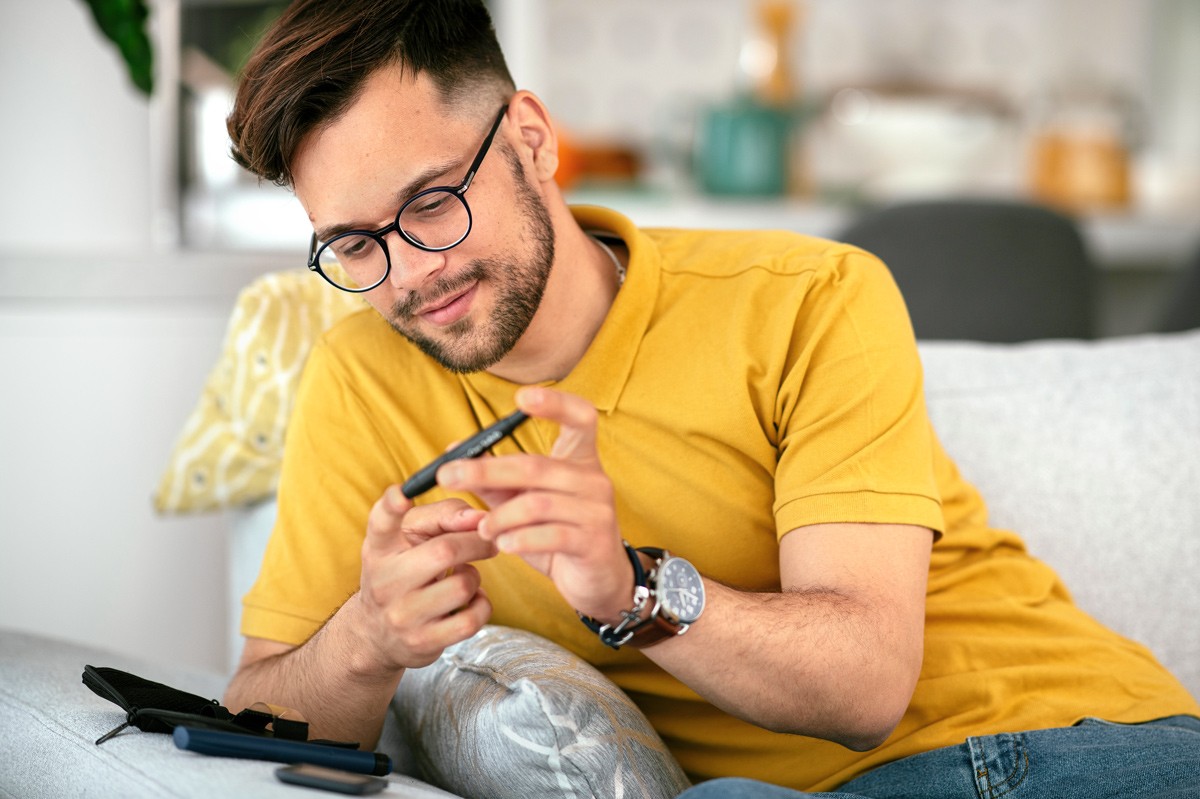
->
xmin=154 ymin=269 xmax=365 ymax=513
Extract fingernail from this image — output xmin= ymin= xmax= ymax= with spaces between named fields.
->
xmin=496 ymin=534 xmax=514 ymax=552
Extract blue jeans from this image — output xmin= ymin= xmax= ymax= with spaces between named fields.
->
xmin=677 ymin=715 xmax=1200 ymax=798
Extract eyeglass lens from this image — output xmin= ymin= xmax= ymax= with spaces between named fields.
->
xmin=315 ymin=188 xmax=471 ymax=291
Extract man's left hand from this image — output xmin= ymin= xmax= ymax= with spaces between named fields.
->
xmin=434 ymin=387 xmax=634 ymax=623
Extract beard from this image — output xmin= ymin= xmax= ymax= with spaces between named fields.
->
xmin=385 ymin=148 xmax=556 ymax=374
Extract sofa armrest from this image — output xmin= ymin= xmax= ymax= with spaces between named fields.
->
xmin=227 ymin=499 xmax=279 ymax=674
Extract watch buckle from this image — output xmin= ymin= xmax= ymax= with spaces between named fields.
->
xmin=595 ymin=585 xmax=651 ymax=649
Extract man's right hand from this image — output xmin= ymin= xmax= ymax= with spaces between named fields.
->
xmin=224 ymin=488 xmax=497 ymax=747
xmin=352 ymin=485 xmax=497 ymax=674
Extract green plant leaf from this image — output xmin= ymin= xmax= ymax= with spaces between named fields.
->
xmin=80 ymin=0 xmax=154 ymax=96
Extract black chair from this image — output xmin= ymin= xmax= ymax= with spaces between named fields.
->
xmin=836 ymin=199 xmax=1096 ymax=342
xmin=1157 ymin=241 xmax=1200 ymax=333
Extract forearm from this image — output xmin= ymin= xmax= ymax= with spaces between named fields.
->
xmin=644 ymin=578 xmax=924 ymax=750
xmin=223 ymin=594 xmax=404 ymax=748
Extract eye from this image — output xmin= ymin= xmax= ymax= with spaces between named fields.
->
xmin=407 ymin=191 xmax=454 ymax=217
xmin=333 ymin=234 xmax=374 ymax=260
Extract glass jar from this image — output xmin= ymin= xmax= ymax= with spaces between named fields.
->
xmin=1029 ymin=81 xmax=1141 ymax=211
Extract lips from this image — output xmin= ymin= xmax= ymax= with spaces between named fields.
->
xmin=417 ymin=281 xmax=478 ymax=326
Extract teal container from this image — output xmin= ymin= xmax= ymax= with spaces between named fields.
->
xmin=695 ymin=98 xmax=794 ymax=196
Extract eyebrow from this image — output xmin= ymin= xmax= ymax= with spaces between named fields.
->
xmin=313 ymin=156 xmax=463 ymax=243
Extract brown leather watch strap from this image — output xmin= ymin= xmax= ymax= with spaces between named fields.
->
xmin=579 ymin=545 xmax=697 ymax=650
xmin=623 ymin=547 xmax=683 ymax=649
xmin=623 ymin=612 xmax=681 ymax=649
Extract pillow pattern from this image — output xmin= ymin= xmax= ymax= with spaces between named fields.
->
xmin=154 ymin=269 xmax=364 ymax=513
xmin=391 ymin=625 xmax=691 ymax=799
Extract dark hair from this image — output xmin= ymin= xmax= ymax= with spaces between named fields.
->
xmin=227 ymin=0 xmax=515 ymax=187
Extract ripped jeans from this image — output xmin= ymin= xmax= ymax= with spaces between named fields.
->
xmin=677 ymin=715 xmax=1200 ymax=799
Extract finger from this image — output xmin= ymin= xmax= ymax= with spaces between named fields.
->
xmin=409 ymin=563 xmax=486 ymax=616
xmin=364 ymin=485 xmax=414 ymax=554
xmin=490 ymin=523 xmax=575 ymax=555
xmin=472 ymin=485 xmax=521 ymax=513
xmin=479 ymin=490 xmax=614 ymax=542
xmin=438 ymin=506 xmax=489 ymax=533
xmin=404 ymin=531 xmax=498 ymax=585
xmin=375 ymin=563 xmax=480 ymax=625
xmin=419 ymin=590 xmax=492 ymax=649
xmin=361 ymin=530 xmax=497 ymax=627
xmin=515 ymin=387 xmax=599 ymax=462
xmin=440 ymin=452 xmax=517 ymax=511
xmin=390 ymin=589 xmax=493 ymax=668
xmin=368 ymin=493 xmax=483 ymax=553
xmin=438 ymin=452 xmax=596 ymax=496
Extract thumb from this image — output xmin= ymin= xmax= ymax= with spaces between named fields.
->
xmin=364 ymin=484 xmax=413 ymax=555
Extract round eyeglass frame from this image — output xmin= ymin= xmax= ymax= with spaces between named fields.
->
xmin=306 ymin=104 xmax=509 ymax=293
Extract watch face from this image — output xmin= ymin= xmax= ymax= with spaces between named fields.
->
xmin=658 ymin=557 xmax=705 ymax=624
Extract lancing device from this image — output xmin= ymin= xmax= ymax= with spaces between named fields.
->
xmin=401 ymin=410 xmax=530 ymax=499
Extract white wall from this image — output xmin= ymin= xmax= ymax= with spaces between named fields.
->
xmin=0 ymin=2 xmax=265 ymax=674
xmin=0 ymin=291 xmax=234 ymax=671
xmin=0 ymin=1 xmax=153 ymax=252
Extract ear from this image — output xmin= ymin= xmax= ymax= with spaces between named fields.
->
xmin=507 ymin=91 xmax=560 ymax=183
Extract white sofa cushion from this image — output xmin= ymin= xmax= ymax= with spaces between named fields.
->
xmin=919 ymin=330 xmax=1200 ymax=698
xmin=0 ymin=629 xmax=457 ymax=799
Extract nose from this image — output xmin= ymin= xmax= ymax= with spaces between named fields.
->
xmin=383 ymin=230 xmax=447 ymax=291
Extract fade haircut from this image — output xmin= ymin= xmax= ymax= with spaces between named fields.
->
xmin=227 ymin=0 xmax=515 ymax=187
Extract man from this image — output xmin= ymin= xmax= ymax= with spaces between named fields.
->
xmin=223 ymin=1 xmax=1200 ymax=795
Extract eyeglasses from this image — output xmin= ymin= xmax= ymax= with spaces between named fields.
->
xmin=306 ymin=105 xmax=508 ymax=293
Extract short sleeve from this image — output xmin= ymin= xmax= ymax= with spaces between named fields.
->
xmin=772 ymin=250 xmax=945 ymax=539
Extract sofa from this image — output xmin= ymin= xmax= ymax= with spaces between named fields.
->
xmin=2 ymin=270 xmax=1197 ymax=797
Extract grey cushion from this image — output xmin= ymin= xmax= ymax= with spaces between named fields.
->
xmin=393 ymin=625 xmax=691 ymax=799
xmin=919 ymin=329 xmax=1200 ymax=699
xmin=0 ymin=628 xmax=459 ymax=799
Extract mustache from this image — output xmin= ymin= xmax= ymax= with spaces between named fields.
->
xmin=391 ymin=261 xmax=489 ymax=320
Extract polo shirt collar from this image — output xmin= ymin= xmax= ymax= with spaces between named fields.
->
xmin=464 ymin=205 xmax=658 ymax=412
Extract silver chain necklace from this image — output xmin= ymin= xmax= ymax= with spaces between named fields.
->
xmin=590 ymin=234 xmax=626 ymax=287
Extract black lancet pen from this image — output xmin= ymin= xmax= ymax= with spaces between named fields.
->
xmin=401 ymin=410 xmax=530 ymax=498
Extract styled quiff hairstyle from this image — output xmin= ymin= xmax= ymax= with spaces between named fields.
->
xmin=227 ymin=0 xmax=515 ymax=187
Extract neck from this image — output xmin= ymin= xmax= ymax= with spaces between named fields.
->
xmin=485 ymin=209 xmax=623 ymax=384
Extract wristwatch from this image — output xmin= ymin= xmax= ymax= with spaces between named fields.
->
xmin=579 ymin=544 xmax=706 ymax=649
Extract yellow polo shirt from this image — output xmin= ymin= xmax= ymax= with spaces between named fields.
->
xmin=245 ymin=206 xmax=1198 ymax=791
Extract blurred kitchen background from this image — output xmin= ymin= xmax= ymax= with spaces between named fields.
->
xmin=154 ymin=0 xmax=1200 ymax=334
xmin=1 ymin=0 xmax=1197 ymax=672
xmin=167 ymin=1 xmax=1200 ymax=263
